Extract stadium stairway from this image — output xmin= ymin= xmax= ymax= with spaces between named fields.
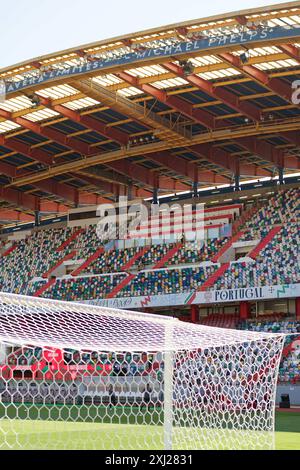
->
xmin=106 ymin=243 xmax=183 ymax=299
xmin=106 ymin=274 xmax=136 ymax=299
xmin=151 ymin=243 xmax=183 ymax=269
xmin=33 ymin=278 xmax=56 ymax=297
xmin=211 ymin=231 xmax=244 ymax=263
xmin=1 ymin=244 xmax=17 ymax=257
xmin=42 ymin=251 xmax=77 ymax=279
xmin=71 ymin=247 xmax=104 ymax=277
xmin=248 ymin=226 xmax=282 ymax=260
xmin=56 ymin=228 xmax=84 ymax=252
xmin=199 ymin=262 xmax=230 ymax=291
xmin=232 ymin=201 xmax=263 ymax=235
xmin=121 ymin=246 xmax=150 ymax=271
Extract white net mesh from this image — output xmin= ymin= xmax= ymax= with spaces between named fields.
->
xmin=0 ymin=292 xmax=285 ymax=450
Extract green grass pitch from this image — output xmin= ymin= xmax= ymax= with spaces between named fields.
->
xmin=0 ymin=404 xmax=299 ymax=450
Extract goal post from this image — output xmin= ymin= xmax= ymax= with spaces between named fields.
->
xmin=0 ymin=292 xmax=285 ymax=450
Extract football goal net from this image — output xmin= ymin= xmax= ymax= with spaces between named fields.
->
xmin=0 ymin=292 xmax=285 ymax=450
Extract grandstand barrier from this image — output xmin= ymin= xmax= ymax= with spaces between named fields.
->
xmin=240 ymin=301 xmax=250 ymax=320
xmin=190 ymin=304 xmax=199 ymax=323
xmin=296 ymin=298 xmax=300 ymax=320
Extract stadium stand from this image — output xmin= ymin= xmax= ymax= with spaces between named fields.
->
xmin=0 ymin=188 xmax=298 ymax=298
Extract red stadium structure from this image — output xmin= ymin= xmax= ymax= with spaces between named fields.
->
xmin=0 ymin=2 xmax=299 ymax=405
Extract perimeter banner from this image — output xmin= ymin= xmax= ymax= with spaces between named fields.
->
xmin=5 ymin=25 xmax=300 ymax=95
xmin=81 ymin=283 xmax=300 ymax=309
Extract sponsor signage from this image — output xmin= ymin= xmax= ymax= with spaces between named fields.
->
xmin=81 ymin=284 xmax=300 ymax=309
xmin=5 ymin=26 xmax=300 ymax=95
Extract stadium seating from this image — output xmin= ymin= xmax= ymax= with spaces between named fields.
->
xmin=39 ymin=274 xmax=127 ymax=301
xmin=214 ymin=222 xmax=299 ymax=289
xmin=120 ymin=266 xmax=218 ymax=297
xmin=240 ymin=187 xmax=299 ymax=241
xmin=0 ymin=188 xmax=298 ymax=301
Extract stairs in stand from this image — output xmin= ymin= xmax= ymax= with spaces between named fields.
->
xmin=211 ymin=232 xmax=244 ymax=263
xmin=56 ymin=228 xmax=84 ymax=252
xmin=33 ymin=278 xmax=56 ymax=297
xmin=121 ymin=246 xmax=150 ymax=271
xmin=199 ymin=263 xmax=230 ymax=291
xmin=71 ymin=247 xmax=104 ymax=277
xmin=42 ymin=251 xmax=77 ymax=279
xmin=106 ymin=274 xmax=136 ymax=299
xmin=152 ymin=243 xmax=183 ymax=269
xmin=248 ymin=226 xmax=282 ymax=260
xmin=1 ymin=244 xmax=17 ymax=257
xmin=232 ymin=202 xmax=263 ymax=236
xmin=106 ymin=243 xmax=182 ymax=299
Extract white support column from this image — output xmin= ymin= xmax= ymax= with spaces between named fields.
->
xmin=164 ymin=324 xmax=174 ymax=450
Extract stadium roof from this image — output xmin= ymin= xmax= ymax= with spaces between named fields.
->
xmin=0 ymin=1 xmax=300 ymax=225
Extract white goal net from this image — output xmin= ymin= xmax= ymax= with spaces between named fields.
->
xmin=0 ymin=292 xmax=285 ymax=450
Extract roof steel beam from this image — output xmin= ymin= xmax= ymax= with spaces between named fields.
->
xmin=163 ymin=62 xmax=262 ymax=122
xmin=0 ymin=159 xmax=94 ymax=206
xmin=146 ymin=151 xmax=198 ymax=181
xmin=75 ymin=79 xmax=191 ymax=146
xmin=118 ymin=71 xmax=218 ymax=130
xmin=0 ymin=136 xmax=53 ymax=167
xmin=218 ymin=52 xmax=292 ymax=103
xmin=0 ymin=187 xmax=40 ymax=212
xmin=281 ymin=130 xmax=300 ymax=147
xmin=0 ymin=161 xmax=18 ymax=178
xmin=279 ymin=44 xmax=300 ymax=62
xmin=0 ymin=210 xmax=34 ymax=223
xmin=73 ymin=172 xmax=151 ymax=198
xmin=8 ymin=115 xmax=298 ymax=189
xmin=190 ymin=144 xmax=240 ymax=174
xmin=146 ymin=151 xmax=231 ymax=183
xmin=106 ymin=160 xmax=189 ymax=191
xmin=236 ymin=137 xmax=284 ymax=167
xmin=37 ymin=96 xmax=129 ymax=146
xmin=35 ymin=179 xmax=79 ymax=205
xmin=0 ymin=109 xmax=93 ymax=156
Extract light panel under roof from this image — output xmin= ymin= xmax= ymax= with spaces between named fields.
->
xmin=117 ymin=87 xmax=144 ymax=97
xmin=25 ymin=108 xmax=60 ymax=122
xmin=0 ymin=95 xmax=33 ymax=113
xmin=152 ymin=77 xmax=189 ymax=89
xmin=197 ymin=68 xmax=242 ymax=80
xmin=92 ymin=74 xmax=122 ymax=87
xmin=127 ymin=65 xmax=167 ymax=78
xmin=189 ymin=55 xmax=222 ymax=67
xmin=254 ymin=59 xmax=299 ymax=71
xmin=64 ymin=97 xmax=100 ymax=110
xmin=36 ymin=84 xmax=78 ymax=100
xmin=0 ymin=120 xmax=21 ymax=134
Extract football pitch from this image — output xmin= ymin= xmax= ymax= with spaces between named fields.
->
xmin=0 ymin=405 xmax=299 ymax=450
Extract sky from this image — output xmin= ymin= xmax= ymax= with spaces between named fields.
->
xmin=0 ymin=0 xmax=294 ymax=68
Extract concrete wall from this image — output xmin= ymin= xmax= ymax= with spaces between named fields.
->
xmin=276 ymin=384 xmax=300 ymax=406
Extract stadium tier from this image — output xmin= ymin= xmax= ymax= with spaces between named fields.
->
xmin=0 ymin=187 xmax=298 ymax=298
